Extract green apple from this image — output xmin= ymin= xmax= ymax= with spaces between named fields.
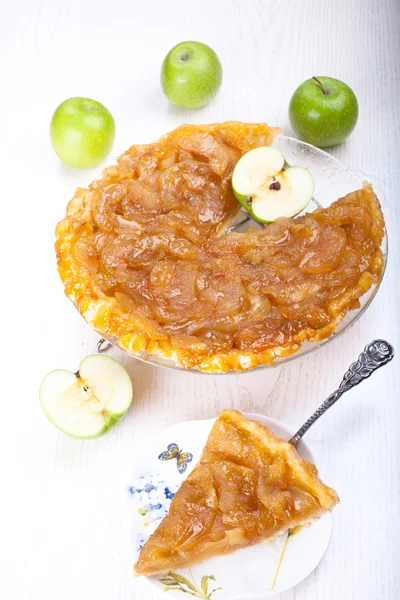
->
xmin=50 ymin=97 xmax=115 ymax=168
xmin=232 ymin=146 xmax=314 ymax=223
xmin=160 ymin=41 xmax=222 ymax=109
xmin=289 ymin=76 xmax=358 ymax=148
xmin=40 ymin=354 xmax=133 ymax=439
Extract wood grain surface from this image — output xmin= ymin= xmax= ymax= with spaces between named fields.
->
xmin=1 ymin=0 xmax=399 ymax=599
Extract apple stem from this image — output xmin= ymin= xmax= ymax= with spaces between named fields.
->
xmin=313 ymin=76 xmax=329 ymax=95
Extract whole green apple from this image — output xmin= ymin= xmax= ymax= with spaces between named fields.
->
xmin=289 ymin=76 xmax=358 ymax=148
xmin=50 ymin=97 xmax=115 ymax=168
xmin=161 ymin=41 xmax=222 ymax=109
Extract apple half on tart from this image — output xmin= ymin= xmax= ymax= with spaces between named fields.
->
xmin=232 ymin=146 xmax=314 ymax=223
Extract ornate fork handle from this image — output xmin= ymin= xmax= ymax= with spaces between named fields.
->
xmin=289 ymin=340 xmax=394 ymax=447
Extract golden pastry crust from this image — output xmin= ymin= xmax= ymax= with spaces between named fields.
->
xmin=134 ymin=410 xmax=339 ymax=576
xmin=56 ymin=122 xmax=384 ymax=372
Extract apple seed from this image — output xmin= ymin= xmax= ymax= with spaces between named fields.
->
xmin=269 ymin=181 xmax=281 ymax=191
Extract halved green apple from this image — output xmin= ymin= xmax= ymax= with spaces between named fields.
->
xmin=232 ymin=146 xmax=314 ymax=223
xmin=40 ymin=354 xmax=133 ymax=439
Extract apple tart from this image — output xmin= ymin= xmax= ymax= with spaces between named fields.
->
xmin=134 ymin=410 xmax=339 ymax=576
xmin=56 ymin=122 xmax=385 ymax=372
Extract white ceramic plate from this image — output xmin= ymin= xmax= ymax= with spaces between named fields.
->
xmin=126 ymin=414 xmax=333 ymax=598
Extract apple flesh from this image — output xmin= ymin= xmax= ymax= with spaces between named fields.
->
xmin=40 ymin=354 xmax=133 ymax=439
xmin=289 ymin=76 xmax=358 ymax=148
xmin=232 ymin=146 xmax=314 ymax=223
xmin=160 ymin=41 xmax=222 ymax=109
xmin=50 ymin=97 xmax=115 ymax=168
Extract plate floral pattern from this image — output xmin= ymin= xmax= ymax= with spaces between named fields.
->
xmin=126 ymin=414 xmax=333 ymax=599
xmin=161 ymin=571 xmax=221 ymax=599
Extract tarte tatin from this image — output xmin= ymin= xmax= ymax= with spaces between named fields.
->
xmin=134 ymin=409 xmax=339 ymax=576
xmin=56 ymin=122 xmax=385 ymax=372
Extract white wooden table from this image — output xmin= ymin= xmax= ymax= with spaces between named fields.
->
xmin=2 ymin=1 xmax=399 ymax=598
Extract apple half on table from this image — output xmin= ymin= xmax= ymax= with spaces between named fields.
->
xmin=232 ymin=146 xmax=314 ymax=223
xmin=40 ymin=354 xmax=133 ymax=439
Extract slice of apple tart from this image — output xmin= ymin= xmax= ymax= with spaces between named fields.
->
xmin=135 ymin=409 xmax=339 ymax=576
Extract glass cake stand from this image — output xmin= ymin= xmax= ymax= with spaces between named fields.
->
xmin=94 ymin=135 xmax=388 ymax=373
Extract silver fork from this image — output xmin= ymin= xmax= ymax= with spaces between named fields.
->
xmin=289 ymin=339 xmax=394 ymax=447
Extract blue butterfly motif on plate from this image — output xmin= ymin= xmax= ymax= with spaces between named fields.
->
xmin=158 ymin=443 xmax=193 ymax=474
